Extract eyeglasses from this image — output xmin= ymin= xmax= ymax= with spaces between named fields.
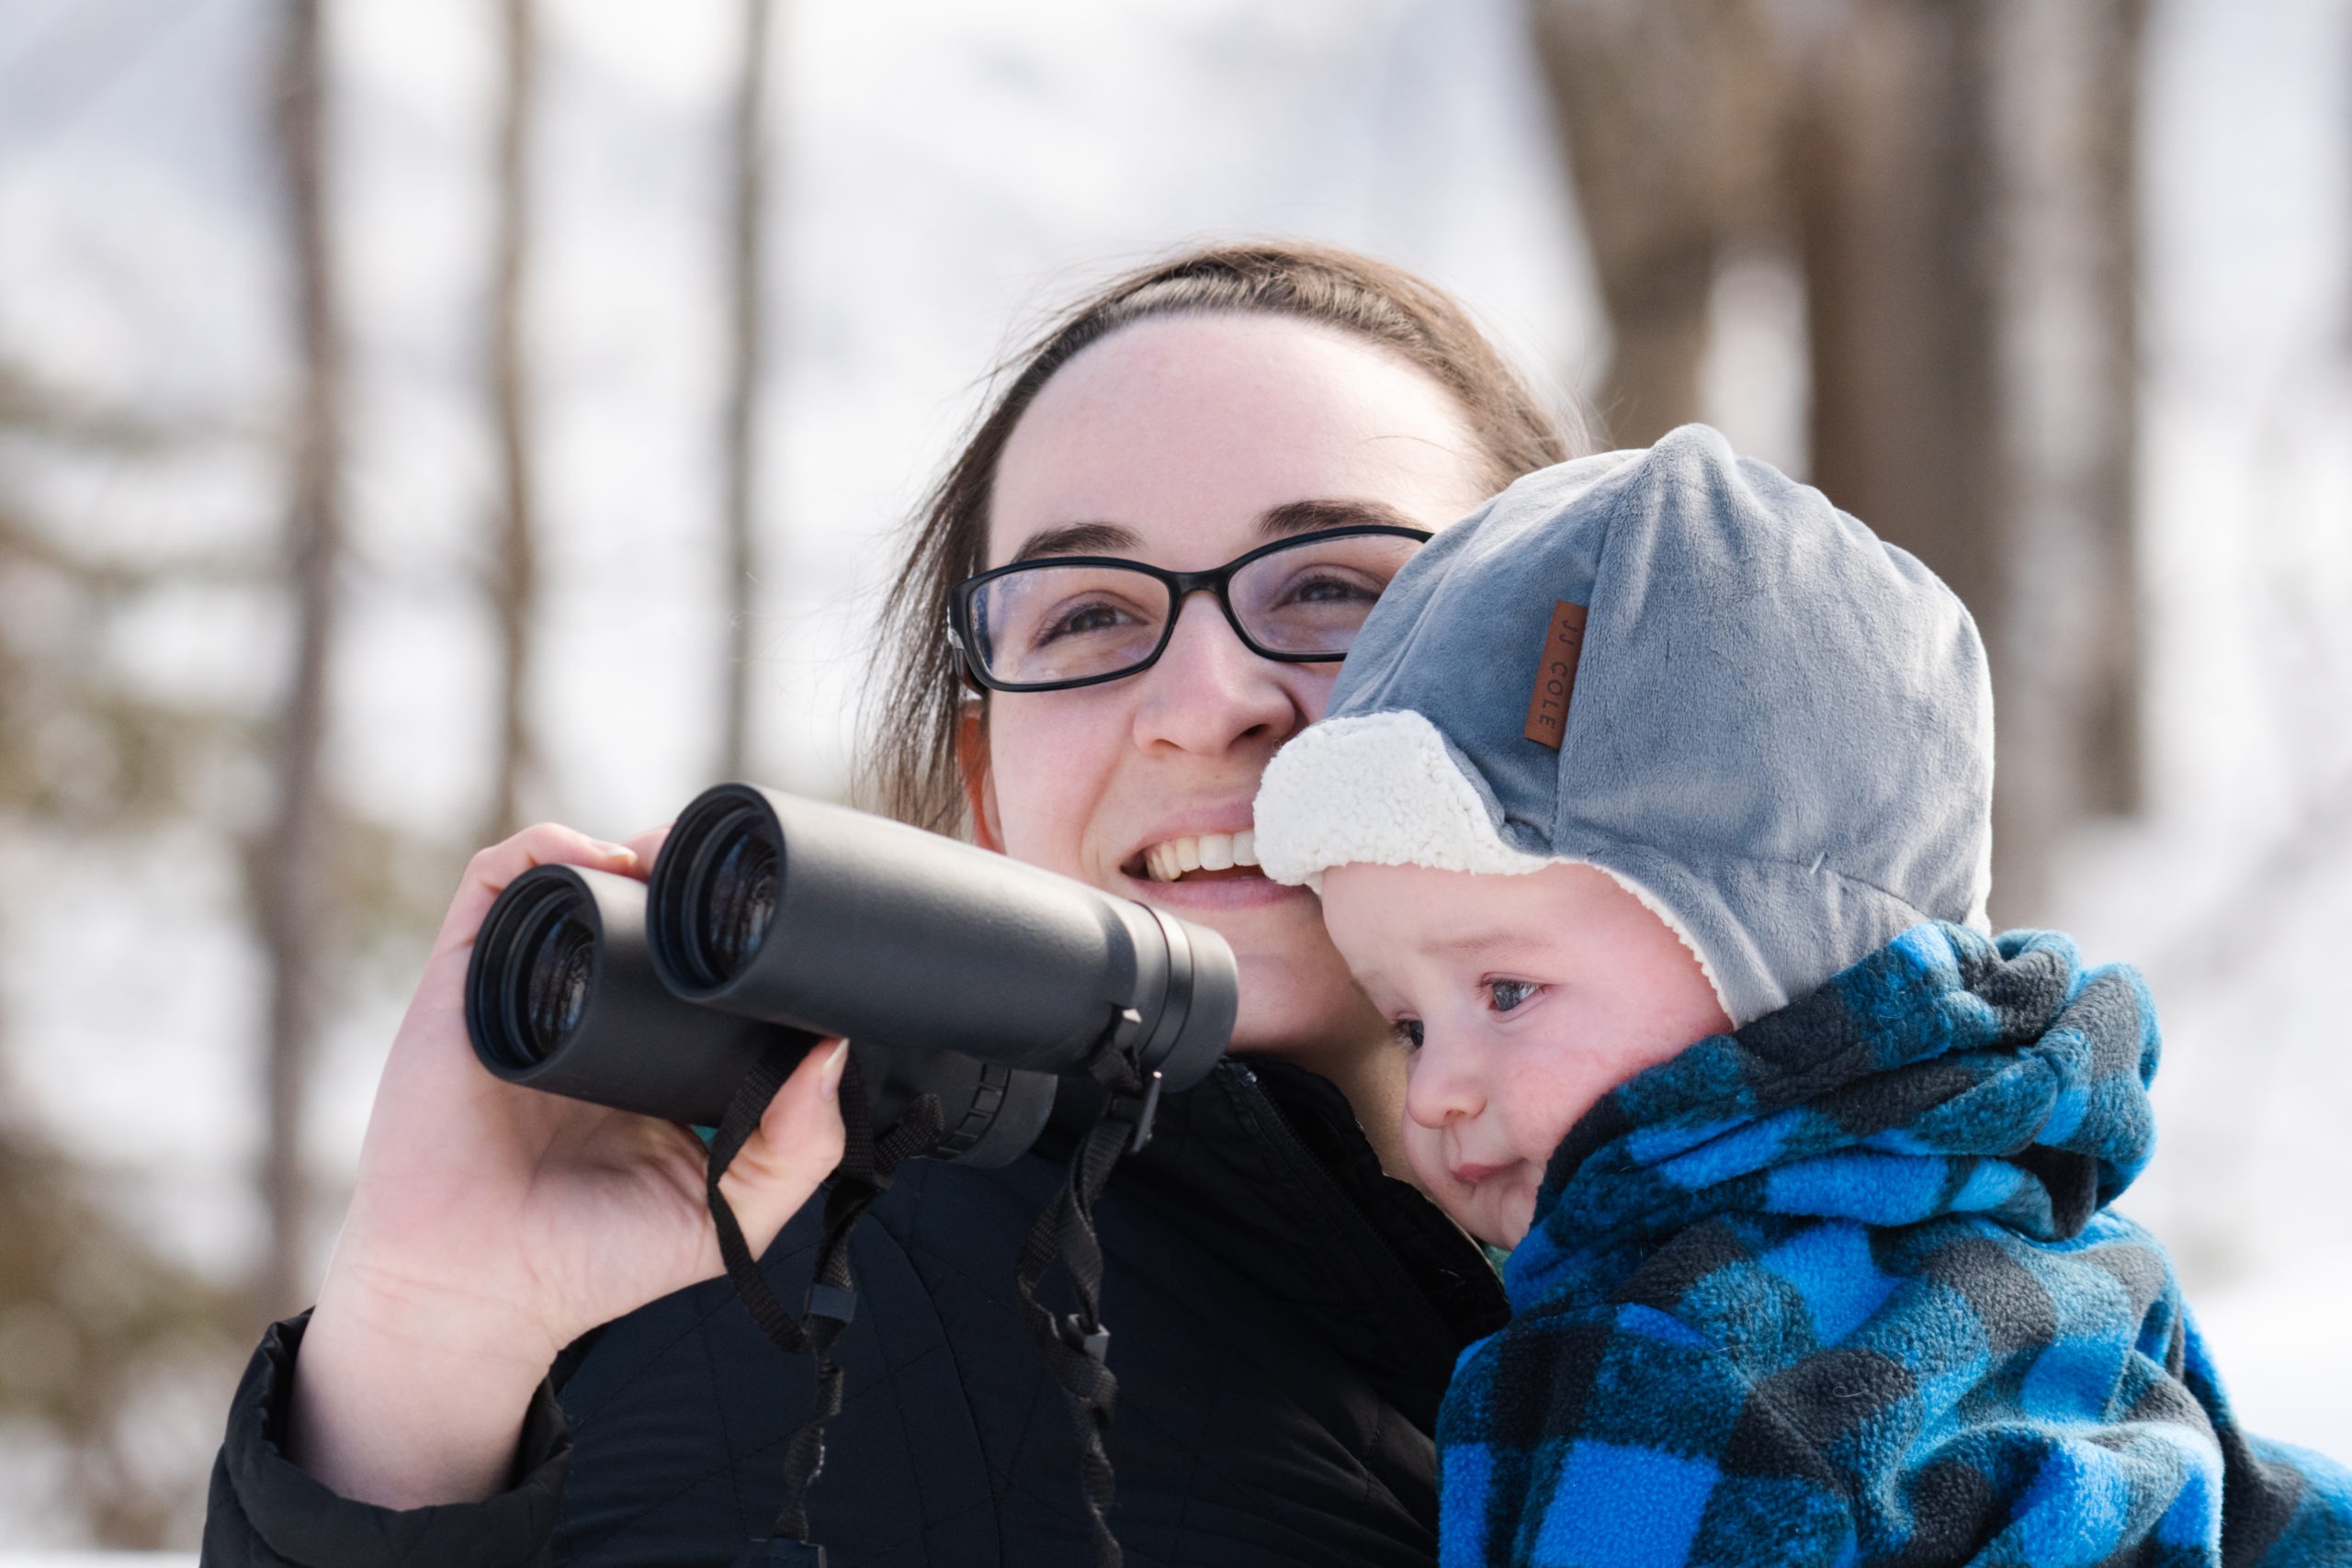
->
xmin=946 ymin=524 xmax=1433 ymax=693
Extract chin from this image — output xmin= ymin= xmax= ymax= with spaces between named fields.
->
xmin=1495 ymin=1187 xmax=1540 ymax=1250
xmin=1221 ymin=940 xmax=1384 ymax=1064
xmin=1148 ymin=884 xmax=1385 ymax=1066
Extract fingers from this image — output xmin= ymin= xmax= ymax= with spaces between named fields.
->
xmin=717 ymin=1040 xmax=849 ymax=1257
xmin=621 ymin=823 xmax=673 ymax=876
xmin=433 ymin=824 xmax=641 ymax=953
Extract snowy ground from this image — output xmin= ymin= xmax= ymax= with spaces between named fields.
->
xmin=0 ymin=0 xmax=2348 ymax=1545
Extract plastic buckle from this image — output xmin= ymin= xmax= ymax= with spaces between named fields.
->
xmin=1062 ymin=1312 xmax=1112 ymax=1363
xmin=734 ymin=1538 xmax=826 ymax=1566
xmin=1108 ymin=1068 xmax=1165 ymax=1154
xmin=806 ymin=1281 xmax=857 ymax=1325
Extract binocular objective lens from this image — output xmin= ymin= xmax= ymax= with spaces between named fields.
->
xmin=524 ymin=912 xmax=596 ymax=1058
xmin=702 ymin=829 xmax=777 ymax=980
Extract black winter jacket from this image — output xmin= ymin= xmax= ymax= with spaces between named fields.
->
xmin=202 ymin=1058 xmax=1509 ymax=1566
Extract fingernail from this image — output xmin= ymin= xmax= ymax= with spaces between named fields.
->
xmin=819 ymin=1040 xmax=850 ymax=1099
xmin=589 ymin=838 xmax=636 ymax=861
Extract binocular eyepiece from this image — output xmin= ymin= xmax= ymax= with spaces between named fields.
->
xmin=465 ymin=785 xmax=1238 ymax=1168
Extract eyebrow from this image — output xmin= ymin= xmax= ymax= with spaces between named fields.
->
xmin=1346 ymin=928 xmax=1529 ymax=1003
xmin=1422 ymin=928 xmax=1533 ymax=963
xmin=1005 ymin=497 xmax=1427 ymax=565
xmin=1008 ymin=522 xmax=1143 ymax=564
xmin=1255 ymin=497 xmax=1428 ymax=539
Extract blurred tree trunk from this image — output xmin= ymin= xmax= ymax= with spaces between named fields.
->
xmin=720 ymin=0 xmax=775 ymax=780
xmin=1799 ymin=0 xmax=2144 ymax=919
xmin=1534 ymin=0 xmax=2145 ymax=922
xmin=1979 ymin=0 xmax=2147 ymax=912
xmin=489 ymin=0 xmax=540 ymax=838
xmin=1797 ymin=1 xmax=2001 ymax=627
xmin=1527 ymin=0 xmax=1791 ymax=446
xmin=259 ymin=0 xmax=344 ymax=1317
xmin=2079 ymin=0 xmax=2146 ymax=820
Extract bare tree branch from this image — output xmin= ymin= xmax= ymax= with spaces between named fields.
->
xmin=721 ymin=0 xmax=775 ymax=781
xmin=1526 ymin=0 xmax=1791 ymax=446
xmin=488 ymin=0 xmax=541 ymax=838
xmin=256 ymin=0 xmax=345 ymax=1318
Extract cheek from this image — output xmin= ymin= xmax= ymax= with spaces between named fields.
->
xmin=1490 ymin=1049 xmax=1617 ymax=1168
xmin=983 ymin=696 xmax=1120 ymax=874
xmin=1398 ymin=1112 xmax=1452 ymax=1190
xmin=1292 ymin=665 xmax=1340 ymax=725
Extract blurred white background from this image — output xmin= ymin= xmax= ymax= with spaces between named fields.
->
xmin=0 ymin=0 xmax=2346 ymax=1547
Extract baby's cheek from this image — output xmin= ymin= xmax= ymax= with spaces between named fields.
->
xmin=1399 ymin=1118 xmax=1451 ymax=1201
xmin=1497 ymin=1070 xmax=1600 ymax=1174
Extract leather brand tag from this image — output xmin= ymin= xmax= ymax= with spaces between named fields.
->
xmin=1521 ymin=600 xmax=1588 ymax=749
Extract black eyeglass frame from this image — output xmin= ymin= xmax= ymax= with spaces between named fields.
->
xmin=945 ymin=523 xmax=1435 ymax=694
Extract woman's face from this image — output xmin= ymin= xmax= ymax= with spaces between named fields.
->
xmin=978 ymin=312 xmax=1493 ymax=1056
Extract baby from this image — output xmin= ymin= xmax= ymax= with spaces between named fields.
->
xmin=1251 ymin=427 xmax=2352 ymax=1568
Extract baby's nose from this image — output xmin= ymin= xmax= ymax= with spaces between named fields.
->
xmin=1402 ymin=1032 xmax=1486 ymax=1128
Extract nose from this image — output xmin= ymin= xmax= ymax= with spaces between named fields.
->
xmin=1403 ymin=1026 xmax=1484 ymax=1131
xmin=1130 ymin=590 xmax=1303 ymax=757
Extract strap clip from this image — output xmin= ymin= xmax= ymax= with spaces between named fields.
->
xmin=805 ymin=1281 xmax=857 ymax=1325
xmin=1107 ymin=1067 xmax=1164 ymax=1154
xmin=1061 ymin=1312 xmax=1112 ymax=1363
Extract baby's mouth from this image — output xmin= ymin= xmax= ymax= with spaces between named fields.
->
xmin=1129 ymin=830 xmax=1262 ymax=884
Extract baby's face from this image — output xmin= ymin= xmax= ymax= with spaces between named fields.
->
xmin=1318 ymin=861 xmax=1732 ymax=1247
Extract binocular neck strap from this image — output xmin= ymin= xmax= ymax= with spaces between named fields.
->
xmin=706 ymin=1043 xmax=944 ymax=1568
xmin=708 ymin=1038 xmax=1151 ymax=1568
xmin=1013 ymin=1047 xmax=1159 ymax=1568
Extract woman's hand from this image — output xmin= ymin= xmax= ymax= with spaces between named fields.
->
xmin=287 ymin=824 xmax=846 ymax=1509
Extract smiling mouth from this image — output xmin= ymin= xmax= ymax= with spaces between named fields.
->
xmin=1130 ymin=829 xmax=1262 ymax=884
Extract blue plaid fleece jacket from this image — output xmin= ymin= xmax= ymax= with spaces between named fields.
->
xmin=1437 ymin=924 xmax=2352 ymax=1567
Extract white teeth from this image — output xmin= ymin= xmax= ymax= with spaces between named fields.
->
xmin=1138 ymin=832 xmax=1261 ymax=881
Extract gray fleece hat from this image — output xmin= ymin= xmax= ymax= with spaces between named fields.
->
xmin=1252 ymin=423 xmax=1994 ymax=1026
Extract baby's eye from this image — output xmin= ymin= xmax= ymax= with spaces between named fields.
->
xmin=1394 ymin=1019 xmax=1425 ymax=1049
xmin=1487 ymin=978 xmax=1540 ymax=1013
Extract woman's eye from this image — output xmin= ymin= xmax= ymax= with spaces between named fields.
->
xmin=1394 ymin=1019 xmax=1425 ymax=1049
xmin=1034 ymin=600 xmax=1132 ymax=646
xmin=1487 ymin=979 xmax=1539 ymax=1013
xmin=1279 ymin=570 xmax=1380 ymax=607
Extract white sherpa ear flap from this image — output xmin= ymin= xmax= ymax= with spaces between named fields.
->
xmin=1252 ymin=705 xmax=1739 ymax=1019
xmin=1252 ymin=710 xmax=1552 ymax=892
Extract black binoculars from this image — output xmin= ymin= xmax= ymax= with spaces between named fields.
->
xmin=463 ymin=784 xmax=1238 ymax=1166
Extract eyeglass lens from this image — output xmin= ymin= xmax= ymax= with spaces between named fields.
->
xmin=967 ymin=530 xmax=1423 ymax=687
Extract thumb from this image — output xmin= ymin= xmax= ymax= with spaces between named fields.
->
xmin=715 ymin=1039 xmax=848 ymax=1257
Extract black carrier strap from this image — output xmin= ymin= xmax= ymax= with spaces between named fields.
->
xmin=708 ymin=1037 xmax=1159 ymax=1568
xmin=707 ymin=1043 xmax=944 ymax=1568
xmin=1012 ymin=1048 xmax=1163 ymax=1568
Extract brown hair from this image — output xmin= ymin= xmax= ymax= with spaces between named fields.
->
xmin=860 ymin=241 xmax=1589 ymax=833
